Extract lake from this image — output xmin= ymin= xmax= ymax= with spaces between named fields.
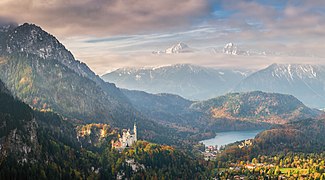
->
xmin=200 ymin=129 xmax=264 ymax=148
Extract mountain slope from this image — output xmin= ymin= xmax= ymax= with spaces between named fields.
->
xmin=0 ymin=80 xmax=40 ymax=165
xmin=0 ymin=79 xmax=95 ymax=178
xmin=254 ymin=118 xmax=325 ymax=153
xmin=219 ymin=118 xmax=325 ymax=165
xmin=102 ymin=64 xmax=249 ymax=100
xmin=0 ymin=23 xmax=136 ymax=127
xmin=235 ymin=64 xmax=325 ymax=108
xmin=121 ymin=89 xmax=211 ymax=140
xmin=0 ymin=79 xmax=211 ymax=179
xmin=190 ymin=91 xmax=321 ymax=125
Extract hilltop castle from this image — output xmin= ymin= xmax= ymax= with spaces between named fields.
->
xmin=111 ymin=122 xmax=137 ymax=150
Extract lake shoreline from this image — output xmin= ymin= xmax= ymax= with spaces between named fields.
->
xmin=200 ymin=129 xmax=264 ymax=148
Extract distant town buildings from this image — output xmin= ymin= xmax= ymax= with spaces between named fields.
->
xmin=202 ymin=139 xmax=254 ymax=160
xmin=203 ymin=145 xmax=219 ymax=161
xmin=112 ymin=122 xmax=137 ymax=150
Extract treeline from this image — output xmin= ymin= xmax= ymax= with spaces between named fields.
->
xmin=214 ymin=152 xmax=325 ymax=179
xmin=123 ymin=141 xmax=209 ymax=179
xmin=219 ymin=118 xmax=325 ymax=162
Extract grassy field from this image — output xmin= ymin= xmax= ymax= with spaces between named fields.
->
xmin=280 ymin=168 xmax=309 ymax=175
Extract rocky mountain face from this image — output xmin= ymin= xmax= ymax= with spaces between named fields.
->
xmin=2 ymin=23 xmax=96 ymax=82
xmin=76 ymin=123 xmax=117 ymax=151
xmin=0 ymin=79 xmax=116 ymax=178
xmin=0 ymin=80 xmax=40 ymax=165
xmin=235 ymin=64 xmax=325 ymax=108
xmin=103 ymin=64 xmax=249 ymax=100
xmin=0 ymin=80 xmax=9 ymax=94
xmin=0 ymin=23 xmax=136 ymax=127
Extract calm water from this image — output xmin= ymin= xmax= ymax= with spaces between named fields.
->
xmin=200 ymin=130 xmax=263 ymax=148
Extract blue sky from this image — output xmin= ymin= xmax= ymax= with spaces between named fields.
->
xmin=0 ymin=0 xmax=324 ymax=74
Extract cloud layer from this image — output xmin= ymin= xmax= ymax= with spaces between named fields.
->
xmin=0 ymin=0 xmax=210 ymax=36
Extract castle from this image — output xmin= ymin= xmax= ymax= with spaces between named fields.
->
xmin=111 ymin=122 xmax=137 ymax=150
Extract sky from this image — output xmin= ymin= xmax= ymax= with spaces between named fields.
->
xmin=1 ymin=0 xmax=325 ymax=75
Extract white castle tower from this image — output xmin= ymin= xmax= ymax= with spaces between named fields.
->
xmin=134 ymin=121 xmax=137 ymax=141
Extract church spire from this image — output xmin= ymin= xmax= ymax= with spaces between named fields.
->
xmin=134 ymin=119 xmax=137 ymax=141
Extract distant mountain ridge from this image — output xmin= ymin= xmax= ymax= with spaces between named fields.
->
xmin=235 ymin=63 xmax=325 ymax=108
xmin=104 ymin=63 xmax=325 ymax=108
xmin=123 ymin=90 xmax=321 ymax=134
xmin=190 ymin=91 xmax=320 ymax=125
xmin=102 ymin=64 xmax=250 ymax=100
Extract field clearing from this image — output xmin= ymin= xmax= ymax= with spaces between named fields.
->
xmin=280 ymin=168 xmax=308 ymax=175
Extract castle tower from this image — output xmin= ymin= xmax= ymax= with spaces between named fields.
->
xmin=134 ymin=121 xmax=137 ymax=141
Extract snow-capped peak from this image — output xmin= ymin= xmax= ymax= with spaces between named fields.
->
xmin=223 ymin=42 xmax=238 ymax=55
xmin=268 ymin=64 xmax=320 ymax=80
xmin=153 ymin=42 xmax=193 ymax=54
xmin=165 ymin=42 xmax=192 ymax=54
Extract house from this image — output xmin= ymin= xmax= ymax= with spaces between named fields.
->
xmin=245 ymin=164 xmax=255 ymax=170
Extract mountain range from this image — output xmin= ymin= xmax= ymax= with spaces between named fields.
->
xmin=103 ymin=64 xmax=250 ymax=100
xmin=123 ymin=90 xmax=322 ymax=134
xmin=218 ymin=42 xmax=280 ymax=56
xmin=103 ymin=63 xmax=325 ymax=108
